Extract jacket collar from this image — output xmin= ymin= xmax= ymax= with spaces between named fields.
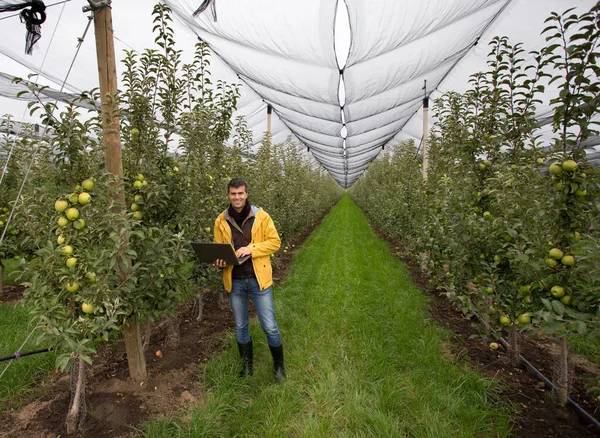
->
xmin=223 ymin=204 xmax=261 ymax=222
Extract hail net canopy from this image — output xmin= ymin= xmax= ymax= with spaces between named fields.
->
xmin=0 ymin=0 xmax=598 ymax=187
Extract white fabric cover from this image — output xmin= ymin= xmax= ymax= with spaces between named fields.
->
xmin=0 ymin=0 xmax=597 ymax=187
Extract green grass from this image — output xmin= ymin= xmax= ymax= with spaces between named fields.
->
xmin=142 ymin=194 xmax=512 ymax=437
xmin=0 ymin=302 xmax=55 ymax=410
xmin=570 ymin=335 xmax=600 ymax=366
xmin=2 ymin=257 xmax=22 ymax=286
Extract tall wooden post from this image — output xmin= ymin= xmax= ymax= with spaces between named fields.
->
xmin=266 ymin=103 xmax=272 ymax=137
xmin=91 ymin=0 xmax=147 ymax=382
xmin=422 ymin=82 xmax=430 ymax=182
xmin=422 ymin=98 xmax=430 ymax=181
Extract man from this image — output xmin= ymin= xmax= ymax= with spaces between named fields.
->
xmin=212 ymin=178 xmax=286 ymax=382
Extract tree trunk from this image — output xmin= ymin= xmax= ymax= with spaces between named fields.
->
xmin=556 ymin=337 xmax=569 ymax=406
xmin=165 ymin=314 xmax=181 ymax=348
xmin=65 ymin=357 xmax=86 ymax=434
xmin=195 ymin=289 xmax=204 ymax=322
xmin=508 ymin=325 xmax=520 ymax=367
xmin=218 ymin=290 xmax=229 ymax=310
xmin=124 ymin=315 xmax=147 ymax=382
xmin=419 ymin=252 xmax=429 ymax=274
xmin=141 ymin=319 xmax=152 ymax=354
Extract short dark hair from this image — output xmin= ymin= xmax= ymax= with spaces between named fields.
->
xmin=228 ymin=178 xmax=248 ymax=192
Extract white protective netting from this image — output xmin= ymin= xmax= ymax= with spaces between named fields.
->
xmin=0 ymin=0 xmax=598 ymax=186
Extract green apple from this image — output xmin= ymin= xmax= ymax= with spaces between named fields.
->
xmin=85 ymin=272 xmax=96 ymax=284
xmin=132 ymin=211 xmax=143 ymax=220
xmin=57 ymin=235 xmax=65 ymax=245
xmin=131 ymin=203 xmax=140 ymax=212
xmin=562 ymin=160 xmax=578 ymax=172
xmin=133 ymin=180 xmax=143 ymax=189
xmin=561 ymin=255 xmax=575 ymax=266
xmin=518 ymin=285 xmax=531 ymax=294
xmin=65 ymin=257 xmax=77 ymax=269
xmin=489 ymin=342 xmax=499 ymax=350
xmin=499 ymin=315 xmax=511 ymax=326
xmin=68 ymin=193 xmax=79 ymax=204
xmin=551 ymin=285 xmax=565 ymax=298
xmin=66 ymin=208 xmax=80 ymax=221
xmin=78 ymin=192 xmax=91 ymax=205
xmin=55 ymin=199 xmax=68 ymax=212
xmin=65 ymin=281 xmax=79 ymax=293
xmin=62 ymin=245 xmax=73 ymax=255
xmin=548 ymin=248 xmax=564 ymax=260
xmin=57 ymin=216 xmax=69 ymax=227
xmin=73 ymin=219 xmax=86 ymax=230
xmin=135 ymin=173 xmax=145 ymax=181
xmin=518 ymin=314 xmax=531 ymax=324
xmin=560 ymin=295 xmax=572 ymax=305
xmin=81 ymin=178 xmax=95 ymax=191
xmin=483 ymin=211 xmax=492 ymax=220
xmin=549 ymin=163 xmax=563 ymax=175
xmin=82 ymin=303 xmax=94 ymax=314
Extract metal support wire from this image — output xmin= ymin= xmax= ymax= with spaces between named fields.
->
xmin=0 ymin=13 xmax=93 ymax=249
xmin=0 ymin=324 xmax=41 ymax=381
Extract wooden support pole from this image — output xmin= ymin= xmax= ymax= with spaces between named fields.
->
xmin=266 ymin=103 xmax=272 ymax=138
xmin=92 ymin=0 xmax=147 ymax=382
xmin=422 ymin=95 xmax=430 ymax=182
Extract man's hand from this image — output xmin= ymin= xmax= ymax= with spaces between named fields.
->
xmin=235 ymin=247 xmax=252 ymax=258
xmin=212 ymin=259 xmax=227 ymax=269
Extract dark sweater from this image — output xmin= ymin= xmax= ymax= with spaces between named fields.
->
xmin=225 ymin=203 xmax=256 ymax=279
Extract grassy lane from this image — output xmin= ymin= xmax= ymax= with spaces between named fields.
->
xmin=144 ymin=194 xmax=511 ymax=437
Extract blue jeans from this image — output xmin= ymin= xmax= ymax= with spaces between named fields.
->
xmin=230 ymin=277 xmax=282 ymax=347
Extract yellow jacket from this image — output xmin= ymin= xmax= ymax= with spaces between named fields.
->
xmin=214 ymin=205 xmax=281 ymax=293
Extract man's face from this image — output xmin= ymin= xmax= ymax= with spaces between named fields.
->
xmin=228 ymin=185 xmax=248 ymax=211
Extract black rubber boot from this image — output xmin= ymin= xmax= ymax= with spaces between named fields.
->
xmin=269 ymin=344 xmax=286 ymax=382
xmin=237 ymin=340 xmax=253 ymax=378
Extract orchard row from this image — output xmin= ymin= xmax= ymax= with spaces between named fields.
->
xmin=351 ymin=8 xmax=600 ymax=406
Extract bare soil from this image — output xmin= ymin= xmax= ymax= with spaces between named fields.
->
xmin=1 ymin=212 xmax=599 ymax=437
xmin=0 ymin=285 xmax=25 ymax=303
